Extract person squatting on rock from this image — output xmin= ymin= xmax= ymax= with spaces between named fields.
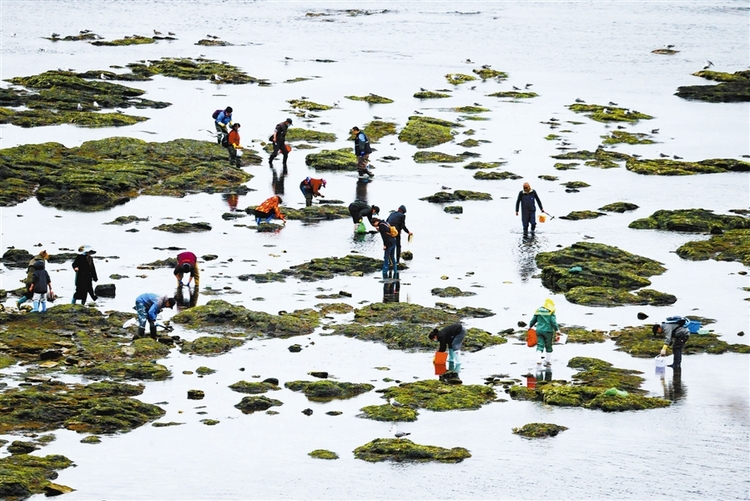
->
xmin=386 ymin=205 xmax=413 ymax=263
xmin=29 ymin=260 xmax=54 ymax=313
xmin=214 ymin=106 xmax=233 ymax=143
xmin=429 ymin=323 xmax=467 ymax=365
xmin=348 ymin=200 xmax=379 ymax=232
xmin=655 ymin=318 xmax=690 ymax=370
xmin=134 ymin=293 xmax=175 ymax=339
xmin=269 ymin=118 xmax=293 ymax=167
xmin=72 ymin=245 xmax=98 ymax=304
xmin=299 ymin=177 xmax=326 ymax=207
xmin=372 ymin=217 xmax=398 ymax=280
xmin=17 ymin=249 xmax=49 ymax=307
xmin=529 ymin=298 xmax=561 ymax=366
xmin=174 ymin=251 xmax=200 ymax=287
xmin=226 ymin=122 xmax=242 ymax=168
xmin=253 ymin=195 xmax=286 ymax=225
xmin=350 ymin=126 xmax=374 ymax=178
xmin=515 ymin=182 xmax=544 ymax=237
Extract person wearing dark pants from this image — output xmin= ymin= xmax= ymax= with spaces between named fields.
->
xmin=72 ymin=245 xmax=98 ymax=304
xmin=269 ymin=118 xmax=293 ymax=167
xmin=299 ymin=177 xmax=326 ymax=207
xmin=515 ymin=182 xmax=544 ymax=237
xmin=429 ymin=323 xmax=467 ymax=366
xmin=386 ymin=205 xmax=413 ymax=263
xmin=227 ymin=122 xmax=242 ymax=167
xmin=350 ymin=126 xmax=374 ymax=177
xmin=348 ymin=200 xmax=379 ymax=232
xmin=655 ymin=319 xmax=690 ymax=370
xmin=373 ymin=218 xmax=397 ymax=280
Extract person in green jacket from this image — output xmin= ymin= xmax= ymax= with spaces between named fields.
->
xmin=529 ymin=298 xmax=561 ymax=366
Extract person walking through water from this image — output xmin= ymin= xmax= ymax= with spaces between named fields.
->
xmin=269 ymin=118 xmax=293 ymax=168
xmin=29 ymin=260 xmax=54 ymax=313
xmin=373 ymin=217 xmax=398 ymax=280
xmin=350 ymin=126 xmax=374 ymax=178
xmin=655 ymin=317 xmax=690 ymax=370
xmin=214 ymin=106 xmax=233 ymax=143
xmin=253 ymin=195 xmax=286 ymax=225
xmin=174 ymin=251 xmax=200 ymax=287
xmin=72 ymin=245 xmax=98 ymax=304
xmin=529 ymin=298 xmax=561 ymax=366
xmin=348 ymin=200 xmax=379 ymax=232
xmin=299 ymin=177 xmax=326 ymax=207
xmin=226 ymin=122 xmax=242 ymax=167
xmin=17 ymin=249 xmax=49 ymax=307
xmin=429 ymin=323 xmax=467 ymax=367
xmin=515 ymin=182 xmax=544 ymax=237
xmin=386 ymin=205 xmax=413 ymax=263
xmin=134 ymin=293 xmax=175 ymax=340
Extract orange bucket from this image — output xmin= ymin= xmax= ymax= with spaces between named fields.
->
xmin=538 ymin=214 xmax=546 ymax=223
xmin=526 ymin=328 xmax=537 ymax=347
xmin=434 ymin=351 xmax=448 ymax=364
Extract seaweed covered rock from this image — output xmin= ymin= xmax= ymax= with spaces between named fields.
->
xmin=398 ymin=116 xmax=461 ymax=148
xmin=308 ymin=449 xmax=339 ymax=460
xmin=628 ymin=209 xmax=750 ymax=232
xmin=288 ymin=99 xmax=332 ymax=111
xmin=445 ymin=73 xmax=477 ymax=85
xmin=559 ymin=211 xmax=606 ymax=221
xmin=567 ymin=103 xmax=653 ymax=123
xmin=0 ymin=454 xmax=74 ymax=499
xmin=431 ymin=287 xmax=476 ymax=297
xmin=676 ymin=229 xmax=750 ymax=266
xmin=420 ymin=190 xmax=492 ymax=203
xmin=104 ymin=215 xmax=149 ymax=225
xmin=172 ymin=299 xmax=320 ymax=338
xmin=413 ymin=151 xmax=464 ymax=163
xmin=474 ymin=171 xmax=522 ymax=180
xmin=305 ymin=148 xmax=358 ymax=170
xmin=358 ymin=404 xmax=419 ymax=422
xmin=229 ymin=380 xmax=281 ymax=394
xmin=381 ymin=379 xmax=495 ymax=411
xmin=0 ymin=137 xmax=252 ymax=210
xmin=625 ymin=157 xmax=750 ymax=175
xmin=565 ymin=327 xmax=607 ymax=343
xmin=676 ymin=69 xmax=750 ymax=102
xmin=246 ymin=205 xmax=350 ymax=222
xmin=599 ymin=202 xmax=639 ymax=213
xmin=92 ymin=35 xmax=155 ymax=46
xmin=452 ymin=105 xmax=489 ymax=114
xmin=180 ymin=336 xmax=244 ymax=356
xmin=565 ymin=287 xmax=676 ymax=307
xmin=345 ymin=94 xmax=394 ymax=104
xmin=472 ymin=67 xmax=508 ymax=80
xmin=285 ymin=128 xmax=336 ymax=143
xmin=414 ymin=90 xmax=451 ymax=99
xmin=512 ymin=423 xmax=568 ymax=438
xmin=362 ymin=120 xmax=398 ymax=142
xmin=234 ymin=396 xmax=283 ymax=414
xmin=354 ymin=438 xmax=470 ymax=463
xmin=609 ymin=325 xmax=750 ymax=358
xmin=285 ymin=380 xmax=374 ymax=401
xmin=245 ymin=254 xmax=403 ymax=283
xmin=127 ymin=57 xmax=265 ymax=84
xmin=552 ymin=148 xmax=632 ymax=169
xmin=487 ymin=91 xmax=538 ymax=99
xmin=601 ymin=130 xmax=655 ymax=145
xmin=444 ymin=205 xmax=463 ymax=214
xmin=153 ymin=222 xmax=211 ymax=233
xmin=0 ymin=381 xmax=164 ymax=434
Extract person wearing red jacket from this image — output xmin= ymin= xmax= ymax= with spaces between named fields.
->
xmin=299 ymin=177 xmax=327 ymax=207
xmin=227 ymin=122 xmax=242 ymax=168
xmin=174 ymin=251 xmax=200 ymax=287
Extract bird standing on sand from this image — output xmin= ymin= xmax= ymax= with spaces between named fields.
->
xmin=575 ymin=98 xmax=585 ymax=103
xmin=525 ymin=83 xmax=533 ymax=89
xmin=703 ymin=60 xmax=714 ymax=69
xmin=651 ymin=128 xmax=660 ymax=134
xmin=512 ymin=85 xmax=520 ymax=90
xmin=168 ymin=31 xmax=175 ymax=36
xmin=395 ymin=431 xmax=411 ymax=439
xmin=153 ymin=30 xmax=162 ymax=35
xmin=666 ymin=44 xmax=675 ymax=49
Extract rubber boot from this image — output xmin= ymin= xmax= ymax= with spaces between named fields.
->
xmin=135 ymin=327 xmax=146 ymax=340
xmin=453 ymin=350 xmax=462 ymax=365
xmin=40 ymin=301 xmax=47 ymax=313
xmin=393 ymin=264 xmax=399 ymax=280
xmin=149 ymin=323 xmax=158 ymax=339
xmin=32 ymin=300 xmax=39 ymax=312
xmin=71 ymin=296 xmax=76 ymax=304
xmin=448 ymin=348 xmax=455 ymax=363
xmin=537 ymin=350 xmax=544 ymax=365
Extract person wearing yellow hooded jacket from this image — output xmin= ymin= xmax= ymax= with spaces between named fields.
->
xmin=529 ymin=298 xmax=561 ymax=366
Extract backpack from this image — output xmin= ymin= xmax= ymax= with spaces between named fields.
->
xmin=212 ymin=109 xmax=222 ymax=120
xmin=384 ymin=223 xmax=398 ymax=237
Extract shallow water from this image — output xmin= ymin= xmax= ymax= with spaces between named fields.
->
xmin=1 ymin=1 xmax=749 ymax=499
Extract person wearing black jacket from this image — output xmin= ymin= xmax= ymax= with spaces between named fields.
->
xmin=269 ymin=118 xmax=293 ymax=167
xmin=72 ymin=245 xmax=98 ymax=304
xmin=348 ymin=200 xmax=379 ymax=231
xmin=654 ymin=318 xmax=690 ymax=370
xmin=351 ymin=126 xmax=374 ymax=177
xmin=373 ymin=217 xmax=397 ymax=280
xmin=386 ymin=205 xmax=413 ymax=263
xmin=515 ymin=182 xmax=544 ymax=237
xmin=429 ymin=323 xmax=467 ymax=365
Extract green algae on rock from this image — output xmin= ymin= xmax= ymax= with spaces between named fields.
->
xmin=473 ymin=171 xmax=521 ymax=180
xmin=180 ymin=336 xmax=244 ymax=356
xmin=599 ymin=202 xmax=639 ymax=213
xmin=463 ymin=161 xmax=505 ymax=169
xmin=288 ymin=99 xmax=332 ymax=111
xmin=358 ymin=404 xmax=419 ymax=422
xmin=431 ymin=287 xmax=476 ymax=298
xmin=413 ymin=151 xmax=464 ymax=163
xmin=0 ymin=454 xmax=75 ymax=500
xmin=562 ymin=181 xmax=590 ymax=189
xmin=127 ymin=57 xmax=265 ymax=84
xmin=104 ymin=215 xmax=149 ymax=225
xmin=398 ymin=116 xmax=461 ymax=148
xmin=676 ymin=229 xmax=750 ymax=266
xmin=625 ymin=157 xmax=750 ymax=175
xmin=445 ymin=73 xmax=477 ymax=85
xmin=0 ymin=137 xmax=252 ymax=210
xmin=472 ymin=67 xmax=508 ymax=80
xmin=414 ymin=90 xmax=451 ymax=99
xmin=229 ymin=380 xmax=280 ymax=394
xmin=629 ymin=209 xmax=750 ymax=233
xmin=91 ymin=35 xmax=155 ymax=46
xmin=609 ymin=325 xmax=750 ymax=358
xmin=564 ymin=287 xmax=676 ymax=307
xmin=552 ymin=148 xmax=632 ymax=169
xmin=234 ymin=396 xmax=283 ymax=414
xmin=554 ymin=162 xmax=579 ymax=170
xmin=601 ymin=130 xmax=655 ymax=145
xmin=420 ymin=190 xmax=492 ymax=203
xmin=676 ymin=69 xmax=750 ymax=102
xmin=362 ymin=120 xmax=397 ymax=142
xmin=345 ymin=94 xmax=394 ymax=104
xmin=153 ymin=222 xmax=211 ymax=233
xmin=285 ymin=380 xmax=374 ymax=401
xmin=309 ymin=449 xmax=339 ymax=460
xmin=444 ymin=205 xmax=463 ymax=214
xmin=285 ymin=128 xmax=336 ymax=142
xmin=567 ymin=103 xmax=653 ymax=123
xmin=0 ymin=108 xmax=147 ymax=128
xmin=559 ymin=211 xmax=606 ymax=221
xmin=354 ymin=438 xmax=470 ymax=463
xmin=381 ymin=379 xmax=495 ymax=411
xmin=305 ymin=148 xmax=358 ymax=170
xmin=244 ymin=204 xmax=350 ymax=222
xmin=512 ymin=423 xmax=568 ymax=438
xmin=487 ymin=91 xmax=538 ymax=99
xmin=457 ymin=139 xmax=480 ymax=148
xmin=565 ymin=327 xmax=607 ymax=343
xmin=452 ymin=105 xmax=489 ymax=114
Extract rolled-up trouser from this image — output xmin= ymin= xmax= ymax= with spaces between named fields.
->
xmin=536 ymin=330 xmax=553 ymax=353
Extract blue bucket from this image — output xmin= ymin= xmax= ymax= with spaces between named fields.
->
xmin=686 ymin=320 xmax=701 ymax=333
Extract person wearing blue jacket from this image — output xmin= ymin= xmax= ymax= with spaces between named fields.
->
xmin=134 ymin=293 xmax=175 ymax=339
xmin=214 ymin=106 xmax=233 ymax=143
xmin=515 ymin=182 xmax=544 ymax=237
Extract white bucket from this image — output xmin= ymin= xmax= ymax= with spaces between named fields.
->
xmin=236 ymin=149 xmax=243 ymax=157
xmin=655 ymin=356 xmax=667 ymax=368
xmin=556 ymin=333 xmax=568 ymax=344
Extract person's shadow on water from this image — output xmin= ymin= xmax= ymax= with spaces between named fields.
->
xmin=515 ymin=234 xmax=543 ymax=283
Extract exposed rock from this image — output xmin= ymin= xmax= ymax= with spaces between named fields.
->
xmin=676 ymin=69 xmax=750 ymax=102
xmin=414 ymin=90 xmax=451 ymax=99
xmin=444 ymin=205 xmax=463 ymax=214
xmin=345 ymin=94 xmax=393 ymax=104
xmin=288 ymin=344 xmax=302 ymax=353
xmin=234 ymin=396 xmax=283 ymax=414
xmin=629 ymin=209 xmax=750 ymax=232
xmin=354 ymin=438 xmax=470 ymax=463
xmin=559 ymin=211 xmax=606 ymax=221
xmin=94 ymin=284 xmax=116 ymax=297
xmin=7 ymin=441 xmax=38 ymax=455
xmin=474 ymin=170 xmax=522 ymax=180
xmin=512 ymin=423 xmax=568 ymax=438
xmin=187 ymin=389 xmax=204 ymax=400
xmin=0 ymin=454 xmax=74 ymax=499
xmin=599 ymin=202 xmax=639 ymax=213
xmin=420 ymin=190 xmax=492 ymax=203
xmin=487 ymin=91 xmax=538 ymax=99
xmin=472 ymin=68 xmax=508 ymax=80
xmin=413 ymin=151 xmax=463 ymax=163
xmin=430 ymin=287 xmax=476 ymax=297
xmin=609 ymin=325 xmax=750 ymax=358
xmin=567 ymin=103 xmax=653 ymax=123
xmin=229 ymin=381 xmax=280 ymax=394
xmin=398 ymin=116 xmax=461 ymax=148
xmin=104 ymin=215 xmax=149 ymax=225
xmin=358 ymin=404 xmax=419 ymax=422
xmin=309 ymin=449 xmax=339 ymax=460
xmin=305 ymin=148 xmax=357 ymax=171
xmin=445 ymin=73 xmax=477 ymax=85
xmin=153 ymin=222 xmax=211 ymax=233
xmin=625 ymin=157 xmax=749 ymax=175
xmin=284 ymin=380 xmax=374 ymax=401
xmin=676 ymin=229 xmax=750 ymax=266
xmin=381 ymin=379 xmax=495 ymax=411
xmin=601 ymin=130 xmax=655 ymax=144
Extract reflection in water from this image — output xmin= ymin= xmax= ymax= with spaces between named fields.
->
xmin=355 ymin=177 xmax=370 ymax=203
xmin=514 ymin=234 xmax=543 ymax=282
xmin=383 ymin=279 xmax=400 ymax=303
xmin=175 ymin=285 xmax=199 ymax=310
xmin=222 ymin=193 xmax=240 ymax=211
xmin=658 ymin=367 xmax=687 ymax=402
xmin=272 ymin=167 xmax=287 ymax=195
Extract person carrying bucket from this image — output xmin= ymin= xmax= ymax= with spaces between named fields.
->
xmin=348 ymin=200 xmax=379 ymax=232
xmin=529 ymin=298 xmax=561 ymax=366
xmin=654 ymin=317 xmax=691 ymax=370
xmin=515 ymin=182 xmax=544 ymax=237
xmin=429 ymin=323 xmax=466 ymax=367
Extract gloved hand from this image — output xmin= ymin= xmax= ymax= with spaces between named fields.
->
xmin=660 ymin=348 xmax=667 ymax=356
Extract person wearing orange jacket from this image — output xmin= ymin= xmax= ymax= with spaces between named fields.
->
xmin=227 ymin=122 xmax=242 ymax=168
xmin=253 ymin=195 xmax=286 ymax=225
xmin=299 ymin=177 xmax=327 ymax=207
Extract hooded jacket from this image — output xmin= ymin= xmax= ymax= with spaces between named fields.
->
xmin=529 ymin=306 xmax=558 ymax=334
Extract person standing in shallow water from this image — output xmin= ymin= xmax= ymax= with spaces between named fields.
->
xmin=72 ymin=245 xmax=98 ymax=304
xmin=226 ymin=122 xmax=242 ymax=168
xmin=386 ymin=205 xmax=413 ymax=263
xmin=655 ymin=318 xmax=690 ymax=370
xmin=350 ymin=126 xmax=374 ymax=178
xmin=529 ymin=298 xmax=561 ymax=366
xmin=18 ymin=249 xmax=49 ymax=307
xmin=429 ymin=323 xmax=467 ymax=366
xmin=515 ymin=182 xmax=544 ymax=237
xmin=269 ymin=118 xmax=293 ymax=168
xmin=372 ymin=217 xmax=397 ymax=280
